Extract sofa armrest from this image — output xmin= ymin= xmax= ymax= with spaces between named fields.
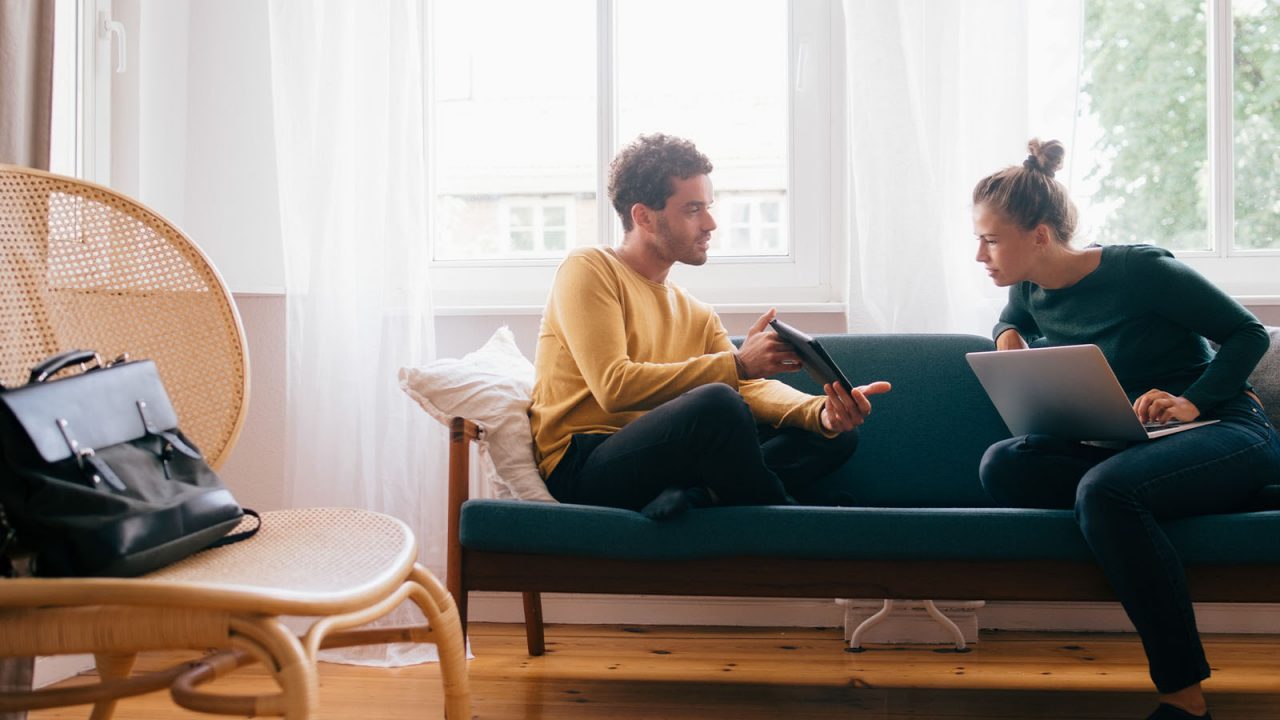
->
xmin=447 ymin=417 xmax=481 ymax=616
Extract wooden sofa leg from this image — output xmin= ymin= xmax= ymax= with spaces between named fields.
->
xmin=455 ymin=587 xmax=468 ymax=640
xmin=522 ymin=592 xmax=545 ymax=656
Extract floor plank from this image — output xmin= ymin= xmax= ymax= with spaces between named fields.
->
xmin=26 ymin=624 xmax=1280 ymax=719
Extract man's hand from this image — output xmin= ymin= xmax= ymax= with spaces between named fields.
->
xmin=1134 ymin=389 xmax=1201 ymax=424
xmin=821 ymin=381 xmax=893 ymax=433
xmin=735 ymin=308 xmax=803 ymax=379
xmin=996 ymin=329 xmax=1028 ymax=351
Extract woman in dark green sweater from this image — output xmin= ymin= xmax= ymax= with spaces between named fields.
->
xmin=973 ymin=139 xmax=1280 ymax=720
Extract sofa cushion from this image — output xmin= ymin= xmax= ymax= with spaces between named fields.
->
xmin=775 ymin=333 xmax=1006 ymax=507
xmin=460 ymin=499 xmax=1280 ymax=565
xmin=1250 ymin=326 xmax=1280 ymax=429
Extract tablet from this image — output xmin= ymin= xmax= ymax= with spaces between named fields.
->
xmin=768 ymin=318 xmax=853 ymax=392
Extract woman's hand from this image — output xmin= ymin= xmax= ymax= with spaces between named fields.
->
xmin=995 ymin=329 xmax=1028 ymax=351
xmin=821 ymin=381 xmax=893 ymax=432
xmin=1134 ymin=389 xmax=1201 ymax=424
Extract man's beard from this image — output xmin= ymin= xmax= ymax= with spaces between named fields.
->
xmin=656 ymin=216 xmax=708 ymax=266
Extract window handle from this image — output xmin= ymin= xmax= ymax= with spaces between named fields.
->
xmin=794 ymin=42 xmax=808 ymax=92
xmin=98 ymin=11 xmax=127 ymax=74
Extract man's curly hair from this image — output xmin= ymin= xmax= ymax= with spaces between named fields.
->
xmin=608 ymin=134 xmax=713 ymax=232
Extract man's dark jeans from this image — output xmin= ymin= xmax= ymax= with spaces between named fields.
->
xmin=980 ymin=393 xmax=1280 ymax=693
xmin=545 ymin=383 xmax=860 ymax=510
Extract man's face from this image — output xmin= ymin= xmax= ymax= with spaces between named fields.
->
xmin=652 ymin=174 xmax=717 ymax=266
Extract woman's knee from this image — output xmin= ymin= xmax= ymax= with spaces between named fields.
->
xmin=1073 ymin=470 xmax=1137 ymax=521
xmin=978 ymin=437 xmax=1025 ymax=504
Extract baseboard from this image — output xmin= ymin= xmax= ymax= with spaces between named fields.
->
xmin=982 ymin=601 xmax=1280 ymax=634
xmin=469 ymin=592 xmax=846 ymax=627
xmin=32 ymin=655 xmax=92 ymax=689
xmin=468 ymin=593 xmax=1280 ymax=634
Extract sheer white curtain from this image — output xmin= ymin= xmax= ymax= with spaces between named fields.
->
xmin=842 ymin=0 xmax=1083 ymax=334
xmin=268 ymin=1 xmax=446 ymax=665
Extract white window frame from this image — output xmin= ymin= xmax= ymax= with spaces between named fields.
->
xmin=1176 ymin=0 xmax=1280 ymax=298
xmin=426 ymin=0 xmax=841 ymax=309
xmin=50 ymin=0 xmax=115 ymax=184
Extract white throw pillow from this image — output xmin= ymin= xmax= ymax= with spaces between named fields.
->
xmin=398 ymin=326 xmax=556 ymax=502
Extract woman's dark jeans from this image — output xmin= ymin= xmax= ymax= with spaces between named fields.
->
xmin=979 ymin=393 xmax=1280 ymax=693
xmin=545 ymin=383 xmax=860 ymax=511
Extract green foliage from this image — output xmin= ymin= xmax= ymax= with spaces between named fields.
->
xmin=1233 ymin=0 xmax=1280 ymax=248
xmin=1082 ymin=0 xmax=1279 ymax=250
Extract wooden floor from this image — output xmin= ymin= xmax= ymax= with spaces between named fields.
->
xmin=27 ymin=623 xmax=1280 ymax=719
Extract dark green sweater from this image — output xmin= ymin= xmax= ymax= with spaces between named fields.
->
xmin=993 ymin=244 xmax=1269 ymax=412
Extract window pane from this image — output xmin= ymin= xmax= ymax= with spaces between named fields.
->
xmin=616 ymin=0 xmax=788 ymax=258
xmin=509 ymin=206 xmax=534 ymax=228
xmin=543 ymin=205 xmax=566 ymax=227
xmin=544 ymin=230 xmax=567 ymax=250
xmin=1234 ymin=0 xmax=1280 ymax=250
xmin=432 ymin=0 xmax=596 ymax=260
xmin=1080 ymin=1 xmax=1209 ymax=251
xmin=760 ymin=227 xmax=781 ymax=250
xmin=510 ymin=230 xmax=534 ymax=251
xmin=760 ymin=201 xmax=780 ymax=224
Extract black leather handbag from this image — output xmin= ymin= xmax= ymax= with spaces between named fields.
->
xmin=0 ymin=350 xmax=257 ymax=577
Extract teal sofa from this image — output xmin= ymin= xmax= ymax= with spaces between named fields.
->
xmin=445 ymin=333 xmax=1280 ymax=655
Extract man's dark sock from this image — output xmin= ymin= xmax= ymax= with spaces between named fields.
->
xmin=642 ymin=487 xmax=718 ymax=520
xmin=1146 ymin=703 xmax=1211 ymax=720
xmin=642 ymin=488 xmax=693 ymax=520
xmin=684 ymin=486 xmax=715 ymax=508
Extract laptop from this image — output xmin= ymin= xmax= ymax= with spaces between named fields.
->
xmin=768 ymin=318 xmax=854 ymax=392
xmin=965 ymin=344 xmax=1218 ymax=442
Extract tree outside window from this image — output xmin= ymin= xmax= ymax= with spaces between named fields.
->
xmin=1081 ymin=0 xmax=1279 ymax=251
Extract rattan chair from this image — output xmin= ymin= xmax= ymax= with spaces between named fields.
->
xmin=0 ymin=164 xmax=470 ymax=719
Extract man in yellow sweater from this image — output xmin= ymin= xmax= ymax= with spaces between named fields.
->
xmin=531 ymin=134 xmax=891 ymax=519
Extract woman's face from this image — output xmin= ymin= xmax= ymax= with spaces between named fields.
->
xmin=973 ymin=203 xmax=1041 ymax=287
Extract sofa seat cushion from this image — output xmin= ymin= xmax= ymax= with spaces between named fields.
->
xmin=460 ymin=499 xmax=1280 ymax=565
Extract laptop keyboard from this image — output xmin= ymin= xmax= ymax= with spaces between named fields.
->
xmin=1143 ymin=421 xmax=1187 ymax=431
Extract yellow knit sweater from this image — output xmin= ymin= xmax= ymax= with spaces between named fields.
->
xmin=531 ymin=246 xmax=829 ymax=478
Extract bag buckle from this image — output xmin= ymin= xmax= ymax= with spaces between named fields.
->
xmin=55 ymin=418 xmax=100 ymax=481
xmin=56 ymin=418 xmax=88 ymax=467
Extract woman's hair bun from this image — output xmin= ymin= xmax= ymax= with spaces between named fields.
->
xmin=1023 ymin=138 xmax=1065 ymax=178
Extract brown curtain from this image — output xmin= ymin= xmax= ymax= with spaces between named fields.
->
xmin=0 ymin=4 xmax=52 ymax=715
xmin=0 ymin=0 xmax=56 ymax=170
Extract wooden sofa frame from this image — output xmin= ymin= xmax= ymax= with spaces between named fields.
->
xmin=445 ymin=417 xmax=1280 ymax=656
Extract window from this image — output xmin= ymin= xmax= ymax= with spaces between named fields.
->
xmin=499 ymin=196 xmax=577 ymax=256
xmin=1078 ymin=0 xmax=1280 ymax=258
xmin=1232 ymin=0 xmax=1280 ymax=252
xmin=716 ymin=193 xmax=787 ymax=256
xmin=49 ymin=0 xmax=115 ymax=183
xmin=427 ymin=0 xmax=837 ymax=307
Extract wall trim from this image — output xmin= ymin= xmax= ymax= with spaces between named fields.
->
xmin=469 ymin=593 xmax=1280 ymax=634
xmin=33 ymin=654 xmax=92 ymax=689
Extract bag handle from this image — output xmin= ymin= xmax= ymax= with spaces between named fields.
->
xmin=28 ymin=350 xmax=101 ymax=384
xmin=209 ymin=509 xmax=262 ymax=549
